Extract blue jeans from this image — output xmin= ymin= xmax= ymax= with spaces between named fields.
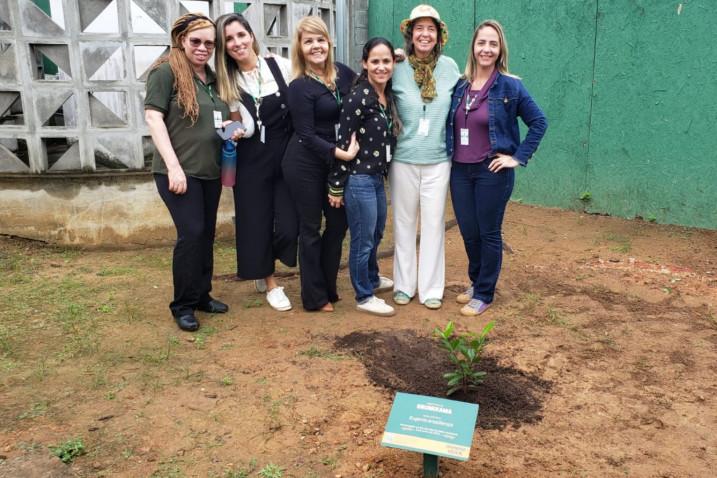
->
xmin=450 ymin=161 xmax=514 ymax=303
xmin=344 ymin=174 xmax=387 ymax=303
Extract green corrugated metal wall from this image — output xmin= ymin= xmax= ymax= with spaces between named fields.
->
xmin=369 ymin=1 xmax=717 ymax=229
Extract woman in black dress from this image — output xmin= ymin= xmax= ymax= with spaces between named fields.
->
xmin=283 ymin=16 xmax=358 ymax=311
xmin=215 ymin=13 xmax=297 ymax=311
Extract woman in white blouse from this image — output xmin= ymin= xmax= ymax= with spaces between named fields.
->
xmin=215 ymin=13 xmax=298 ymax=311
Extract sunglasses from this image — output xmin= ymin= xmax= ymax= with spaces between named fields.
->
xmin=188 ymin=37 xmax=215 ymax=49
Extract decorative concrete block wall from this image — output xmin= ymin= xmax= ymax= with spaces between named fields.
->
xmin=0 ymin=0 xmax=349 ymax=245
xmin=0 ymin=0 xmax=338 ymax=176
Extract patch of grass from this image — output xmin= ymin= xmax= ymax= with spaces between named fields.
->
xmin=32 ymin=356 xmax=51 ymax=382
xmin=17 ymin=400 xmax=49 ymax=420
xmin=220 ymin=376 xmax=233 ymax=386
xmin=519 ymin=292 xmax=541 ymax=314
xmin=243 ymin=298 xmax=264 ymax=308
xmin=56 ymin=302 xmax=99 ymax=359
xmin=151 ymin=457 xmax=185 ymax=478
xmin=258 ymin=463 xmax=284 ymax=478
xmin=0 ymin=323 xmax=13 ymax=357
xmin=120 ymin=299 xmax=144 ymax=322
xmin=18 ymin=441 xmax=42 ymax=452
xmin=194 ymin=326 xmax=217 ymax=349
xmin=223 ymin=458 xmax=257 ymax=478
xmin=596 ymin=232 xmax=632 ymax=253
xmin=298 ymin=346 xmax=345 ymax=361
xmin=96 ymin=266 xmax=135 ymax=277
xmin=321 ymin=455 xmax=338 ymax=469
xmin=547 ymin=307 xmax=569 ymax=327
xmin=142 ymin=336 xmax=180 ymax=365
xmin=49 ymin=437 xmax=85 ymax=464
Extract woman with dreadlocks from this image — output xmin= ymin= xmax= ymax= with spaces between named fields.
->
xmin=145 ymin=13 xmax=233 ymax=332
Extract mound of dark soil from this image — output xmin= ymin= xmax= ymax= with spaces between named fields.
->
xmin=336 ymin=329 xmax=552 ymax=430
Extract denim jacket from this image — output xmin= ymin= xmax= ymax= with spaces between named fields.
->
xmin=445 ymin=72 xmax=547 ymax=165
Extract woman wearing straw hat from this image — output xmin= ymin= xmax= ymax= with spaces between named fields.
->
xmin=390 ymin=5 xmax=460 ymax=310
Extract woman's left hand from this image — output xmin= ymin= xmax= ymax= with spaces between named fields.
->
xmin=230 ymin=128 xmax=246 ymax=141
xmin=328 ymin=194 xmax=344 ymax=208
xmin=488 ymin=154 xmax=520 ymax=173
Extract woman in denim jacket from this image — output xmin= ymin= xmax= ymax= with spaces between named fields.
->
xmin=446 ymin=19 xmax=547 ymax=316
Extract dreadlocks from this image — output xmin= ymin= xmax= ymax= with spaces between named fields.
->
xmin=151 ymin=13 xmax=215 ymax=124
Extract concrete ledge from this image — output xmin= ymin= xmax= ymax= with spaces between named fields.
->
xmin=0 ymin=174 xmax=236 ymax=247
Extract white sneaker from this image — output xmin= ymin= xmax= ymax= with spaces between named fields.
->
xmin=373 ymin=276 xmax=394 ymax=293
xmin=266 ymin=286 xmax=292 ymax=311
xmin=255 ymin=279 xmax=267 ymax=293
xmin=356 ymin=296 xmax=396 ymax=317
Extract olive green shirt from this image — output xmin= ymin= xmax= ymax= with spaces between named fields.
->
xmin=145 ymin=62 xmax=230 ymax=179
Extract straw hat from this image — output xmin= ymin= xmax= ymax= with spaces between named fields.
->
xmin=399 ymin=4 xmax=448 ymax=48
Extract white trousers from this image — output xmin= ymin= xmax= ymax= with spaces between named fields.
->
xmin=389 ymin=160 xmax=451 ymax=303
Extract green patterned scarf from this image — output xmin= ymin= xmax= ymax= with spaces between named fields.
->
xmin=408 ymin=53 xmax=438 ymax=101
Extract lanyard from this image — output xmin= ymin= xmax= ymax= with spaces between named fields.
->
xmin=196 ymin=78 xmax=215 ymax=105
xmin=242 ymin=58 xmax=264 ymax=125
xmin=309 ymin=72 xmax=341 ymax=106
xmin=462 ymin=88 xmax=485 ymax=127
xmin=378 ymin=103 xmax=392 ymax=132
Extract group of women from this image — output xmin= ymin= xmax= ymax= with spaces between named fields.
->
xmin=145 ymin=4 xmax=547 ymax=332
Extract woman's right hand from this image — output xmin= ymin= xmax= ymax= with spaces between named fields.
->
xmin=346 ymin=132 xmax=359 ymax=159
xmin=167 ymin=165 xmax=187 ymax=194
xmin=335 ymin=132 xmax=360 ymax=161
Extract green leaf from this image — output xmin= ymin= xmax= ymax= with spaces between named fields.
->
xmin=446 ymin=375 xmax=463 ymax=386
xmin=446 ymin=385 xmax=461 ymax=396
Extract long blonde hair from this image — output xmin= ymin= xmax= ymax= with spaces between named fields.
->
xmin=215 ymin=13 xmax=261 ymax=106
xmin=290 ymin=16 xmax=336 ymax=85
xmin=150 ymin=13 xmax=215 ymax=124
xmin=464 ymin=19 xmax=515 ymax=80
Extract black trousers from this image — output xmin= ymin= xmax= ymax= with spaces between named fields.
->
xmin=233 ymin=139 xmax=298 ymax=279
xmin=283 ymin=157 xmax=347 ymax=310
xmin=155 ymin=174 xmax=222 ymax=317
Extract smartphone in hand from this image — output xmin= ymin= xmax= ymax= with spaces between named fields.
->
xmin=216 ymin=121 xmax=245 ymax=141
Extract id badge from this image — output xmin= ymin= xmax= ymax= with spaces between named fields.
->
xmin=417 ymin=118 xmax=430 ymax=137
xmin=334 ymin=123 xmax=340 ymax=141
xmin=460 ymin=128 xmax=470 ymax=146
xmin=386 ymin=145 xmax=392 ymax=162
xmin=260 ymin=124 xmax=266 ymax=144
xmin=213 ymin=110 xmax=223 ymax=129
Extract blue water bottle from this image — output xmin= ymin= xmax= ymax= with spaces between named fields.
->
xmin=221 ymin=139 xmax=236 ymax=187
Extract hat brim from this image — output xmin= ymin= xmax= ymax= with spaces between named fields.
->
xmin=400 ymin=18 xmax=449 ymax=48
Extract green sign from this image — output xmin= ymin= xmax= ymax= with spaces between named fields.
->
xmin=381 ymin=392 xmax=479 ymax=461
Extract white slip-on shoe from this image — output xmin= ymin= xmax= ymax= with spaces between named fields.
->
xmin=356 ymin=296 xmax=396 ymax=317
xmin=373 ymin=276 xmax=394 ymax=293
xmin=266 ymin=286 xmax=292 ymax=311
xmin=255 ymin=279 xmax=267 ymax=293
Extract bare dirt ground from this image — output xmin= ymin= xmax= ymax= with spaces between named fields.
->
xmin=1 ymin=202 xmax=716 ymax=478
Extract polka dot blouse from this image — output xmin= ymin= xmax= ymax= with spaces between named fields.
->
xmin=328 ymin=79 xmax=397 ymax=197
